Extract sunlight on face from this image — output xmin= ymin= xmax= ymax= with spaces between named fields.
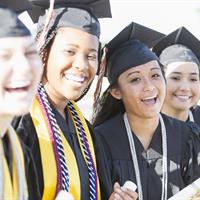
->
xmin=44 ymin=27 xmax=99 ymax=104
xmin=0 ymin=36 xmax=43 ymax=117
xmin=164 ymin=61 xmax=200 ymax=112
xmin=110 ymin=60 xmax=166 ymax=119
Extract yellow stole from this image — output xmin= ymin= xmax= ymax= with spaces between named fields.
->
xmin=30 ymin=96 xmax=101 ymax=200
xmin=0 ymin=126 xmax=28 ymax=200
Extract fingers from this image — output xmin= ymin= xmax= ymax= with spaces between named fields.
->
xmin=111 ymin=182 xmax=138 ymax=200
xmin=121 ymin=187 xmax=138 ymax=200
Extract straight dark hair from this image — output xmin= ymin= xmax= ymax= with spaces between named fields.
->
xmin=92 ymin=83 xmax=125 ymax=127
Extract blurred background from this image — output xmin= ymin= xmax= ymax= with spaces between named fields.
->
xmin=19 ymin=0 xmax=200 ymax=120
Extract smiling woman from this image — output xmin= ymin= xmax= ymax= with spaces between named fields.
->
xmin=152 ymin=27 xmax=200 ymax=123
xmin=0 ymin=6 xmax=43 ymax=200
xmin=0 ymin=37 xmax=42 ymax=116
xmin=93 ymin=22 xmax=200 ymax=200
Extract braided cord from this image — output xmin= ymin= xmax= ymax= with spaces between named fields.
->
xmin=37 ymin=83 xmax=69 ymax=192
xmin=68 ymin=101 xmax=98 ymax=200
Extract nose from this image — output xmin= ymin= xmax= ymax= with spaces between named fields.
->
xmin=12 ymin=53 xmax=32 ymax=75
xmin=143 ymin=78 xmax=155 ymax=92
xmin=179 ymin=80 xmax=190 ymax=91
xmin=72 ymin=54 xmax=88 ymax=71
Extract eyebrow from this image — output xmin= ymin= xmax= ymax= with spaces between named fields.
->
xmin=170 ymin=71 xmax=199 ymax=76
xmin=151 ymin=67 xmax=161 ymax=71
xmin=64 ymin=43 xmax=98 ymax=53
xmin=127 ymin=67 xmax=161 ymax=77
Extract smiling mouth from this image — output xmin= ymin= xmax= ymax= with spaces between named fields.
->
xmin=64 ymin=74 xmax=86 ymax=83
xmin=174 ymin=95 xmax=192 ymax=101
xmin=5 ymin=81 xmax=31 ymax=93
xmin=141 ymin=96 xmax=157 ymax=104
xmin=5 ymin=85 xmax=30 ymax=93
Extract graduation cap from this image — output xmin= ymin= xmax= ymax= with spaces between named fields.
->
xmin=28 ymin=0 xmax=112 ymax=23
xmin=152 ymin=27 xmax=200 ymax=66
xmin=105 ymin=22 xmax=165 ymax=84
xmin=0 ymin=0 xmax=32 ymax=14
xmin=0 ymin=7 xmax=31 ymax=38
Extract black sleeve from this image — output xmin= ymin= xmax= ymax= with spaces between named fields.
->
xmin=88 ymin=122 xmax=113 ymax=200
xmin=22 ymin=142 xmax=41 ymax=200
xmin=12 ymin=115 xmax=44 ymax=198
xmin=182 ymin=122 xmax=200 ymax=185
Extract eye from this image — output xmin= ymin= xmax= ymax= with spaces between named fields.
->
xmin=152 ymin=73 xmax=161 ymax=78
xmin=131 ymin=77 xmax=140 ymax=83
xmin=170 ymin=76 xmax=181 ymax=81
xmin=25 ymin=50 xmax=38 ymax=57
xmin=190 ymin=78 xmax=198 ymax=82
xmin=63 ymin=49 xmax=76 ymax=56
xmin=0 ymin=51 xmax=12 ymax=60
xmin=87 ymin=53 xmax=97 ymax=61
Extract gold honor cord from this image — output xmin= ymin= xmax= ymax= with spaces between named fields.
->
xmin=31 ymin=97 xmax=80 ymax=200
xmin=0 ymin=127 xmax=28 ymax=200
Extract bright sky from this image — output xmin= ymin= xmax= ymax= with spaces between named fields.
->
xmin=99 ymin=0 xmax=200 ymax=42
xmin=20 ymin=0 xmax=200 ymax=42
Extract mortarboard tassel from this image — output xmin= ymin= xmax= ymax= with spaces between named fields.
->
xmin=93 ymin=47 xmax=107 ymax=112
xmin=37 ymin=0 xmax=55 ymax=51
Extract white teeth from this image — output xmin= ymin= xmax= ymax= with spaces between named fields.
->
xmin=142 ymin=96 xmax=156 ymax=100
xmin=6 ymin=80 xmax=31 ymax=88
xmin=176 ymin=95 xmax=190 ymax=100
xmin=65 ymin=74 xmax=85 ymax=82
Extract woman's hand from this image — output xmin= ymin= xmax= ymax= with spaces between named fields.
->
xmin=109 ymin=182 xmax=138 ymax=200
xmin=55 ymin=190 xmax=74 ymax=200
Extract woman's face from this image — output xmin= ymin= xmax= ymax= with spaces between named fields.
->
xmin=44 ymin=27 xmax=99 ymax=102
xmin=0 ymin=36 xmax=43 ymax=117
xmin=163 ymin=61 xmax=200 ymax=112
xmin=110 ymin=60 xmax=166 ymax=119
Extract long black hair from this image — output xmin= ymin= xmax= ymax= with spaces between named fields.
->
xmin=92 ymin=81 xmax=125 ymax=126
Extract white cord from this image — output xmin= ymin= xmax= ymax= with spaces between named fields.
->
xmin=188 ymin=110 xmax=194 ymax=122
xmin=123 ymin=113 xmax=168 ymax=200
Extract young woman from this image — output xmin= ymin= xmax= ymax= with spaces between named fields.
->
xmin=93 ymin=22 xmax=200 ymax=200
xmin=0 ymin=7 xmax=43 ymax=200
xmin=152 ymin=27 xmax=200 ymax=124
xmin=13 ymin=1 xmax=137 ymax=200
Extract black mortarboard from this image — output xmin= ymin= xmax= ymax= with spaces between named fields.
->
xmin=29 ymin=0 xmax=111 ymax=39
xmin=0 ymin=7 xmax=31 ymax=38
xmin=28 ymin=0 xmax=112 ymax=23
xmin=152 ymin=27 xmax=200 ymax=66
xmin=105 ymin=22 xmax=165 ymax=84
xmin=0 ymin=0 xmax=31 ymax=14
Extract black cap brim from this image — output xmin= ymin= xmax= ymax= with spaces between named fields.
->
xmin=0 ymin=0 xmax=32 ymax=13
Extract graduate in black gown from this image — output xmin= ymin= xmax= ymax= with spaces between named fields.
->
xmin=0 ymin=6 xmax=43 ymax=200
xmin=152 ymin=27 xmax=200 ymax=125
xmin=13 ymin=1 xmax=137 ymax=199
xmin=92 ymin=22 xmax=200 ymax=200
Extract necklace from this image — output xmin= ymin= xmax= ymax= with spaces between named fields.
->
xmin=123 ymin=113 xmax=168 ymax=200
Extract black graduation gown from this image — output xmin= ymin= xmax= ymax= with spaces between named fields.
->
xmin=12 ymin=105 xmax=91 ymax=200
xmin=2 ymin=132 xmax=41 ymax=200
xmin=94 ymin=112 xmax=200 ymax=200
